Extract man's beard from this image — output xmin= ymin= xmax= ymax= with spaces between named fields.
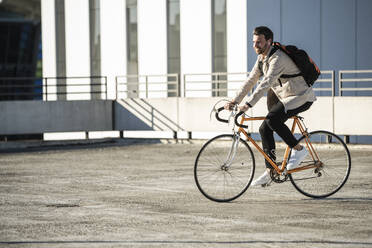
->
xmin=255 ymin=43 xmax=269 ymax=55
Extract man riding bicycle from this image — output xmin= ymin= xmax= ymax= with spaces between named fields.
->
xmin=224 ymin=26 xmax=316 ymax=186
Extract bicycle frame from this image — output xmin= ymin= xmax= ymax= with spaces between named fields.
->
xmin=196 ymin=106 xmax=351 ymax=201
xmin=236 ymin=115 xmax=321 ymax=174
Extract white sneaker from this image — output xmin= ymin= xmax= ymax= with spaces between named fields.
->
xmin=287 ymin=147 xmax=308 ymax=170
xmin=251 ymin=171 xmax=271 ymax=186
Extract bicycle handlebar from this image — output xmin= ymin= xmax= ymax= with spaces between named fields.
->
xmin=234 ymin=111 xmax=249 ymax=129
xmin=215 ymin=107 xmax=229 ymax=123
xmin=215 ymin=107 xmax=249 ymax=129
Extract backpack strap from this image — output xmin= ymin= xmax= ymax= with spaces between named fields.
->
xmin=258 ymin=46 xmax=278 ymax=78
xmin=267 ymin=45 xmax=283 ymax=86
xmin=281 ymin=73 xmax=302 ymax=78
xmin=268 ymin=45 xmax=279 ymax=58
xmin=268 ymin=42 xmax=303 ymax=86
xmin=259 ymin=44 xmax=303 ymax=87
xmin=258 ymin=60 xmax=263 ymax=75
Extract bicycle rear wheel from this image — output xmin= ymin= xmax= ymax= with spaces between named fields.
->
xmin=194 ymin=134 xmax=255 ymax=202
xmin=289 ymin=130 xmax=351 ymax=198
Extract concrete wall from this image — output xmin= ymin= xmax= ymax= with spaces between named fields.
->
xmin=1 ymin=97 xmax=371 ymax=138
xmin=0 ymin=101 xmax=112 ymax=135
xmin=334 ymin=97 xmax=372 ymax=135
xmin=114 ymin=97 xmax=372 ymax=136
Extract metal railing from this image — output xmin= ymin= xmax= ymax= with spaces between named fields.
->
xmin=0 ymin=77 xmax=43 ymax=100
xmin=116 ymin=74 xmax=179 ymax=99
xmin=0 ymin=76 xmax=108 ymax=101
xmin=312 ymin=70 xmax=335 ymax=96
xmin=183 ymin=72 xmax=250 ymax=97
xmin=44 ymin=76 xmax=107 ymax=101
xmin=183 ymin=70 xmax=335 ymax=97
xmin=339 ymin=70 xmax=372 ymax=96
xmin=2 ymin=70 xmax=372 ymax=100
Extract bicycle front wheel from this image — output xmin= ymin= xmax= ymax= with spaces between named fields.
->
xmin=289 ymin=130 xmax=351 ymax=198
xmin=194 ymin=134 xmax=255 ymax=202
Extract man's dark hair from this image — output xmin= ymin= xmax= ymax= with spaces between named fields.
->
xmin=253 ymin=26 xmax=274 ymax=44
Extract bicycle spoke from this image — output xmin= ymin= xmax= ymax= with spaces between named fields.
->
xmin=194 ymin=134 xmax=255 ymax=202
xmin=226 ymin=171 xmax=249 ymax=190
xmin=197 ymin=168 xmax=222 ymax=181
xmin=289 ymin=131 xmax=351 ymax=198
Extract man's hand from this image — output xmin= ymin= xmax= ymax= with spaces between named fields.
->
xmin=239 ymin=104 xmax=250 ymax=112
xmin=224 ymin=101 xmax=236 ymax=111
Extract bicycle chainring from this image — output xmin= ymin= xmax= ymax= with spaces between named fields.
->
xmin=270 ymin=169 xmax=288 ymax=183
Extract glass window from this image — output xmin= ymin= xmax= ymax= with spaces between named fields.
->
xmin=89 ymin=0 xmax=100 ymax=76
xmin=89 ymin=0 xmax=101 ymax=99
xmin=126 ymin=0 xmax=138 ymax=98
xmin=55 ymin=0 xmax=66 ymax=99
xmin=212 ymin=0 xmax=227 ymax=96
xmin=167 ymin=0 xmax=180 ymax=97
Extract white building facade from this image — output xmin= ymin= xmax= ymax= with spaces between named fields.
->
xmin=41 ymin=0 xmax=372 ymax=100
xmin=41 ymin=0 xmax=248 ymax=99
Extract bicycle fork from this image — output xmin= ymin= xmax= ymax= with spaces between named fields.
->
xmin=221 ymin=133 xmax=240 ymax=170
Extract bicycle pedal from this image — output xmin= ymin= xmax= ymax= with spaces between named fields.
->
xmin=261 ymin=181 xmax=272 ymax=187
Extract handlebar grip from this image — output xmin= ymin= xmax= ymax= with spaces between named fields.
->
xmin=215 ymin=107 xmax=229 ymax=123
xmin=215 ymin=107 xmax=249 ymax=129
xmin=235 ymin=111 xmax=249 ymax=129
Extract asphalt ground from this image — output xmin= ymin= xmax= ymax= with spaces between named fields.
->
xmin=0 ymin=139 xmax=371 ymax=248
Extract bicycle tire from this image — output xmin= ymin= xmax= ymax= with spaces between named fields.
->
xmin=289 ymin=130 xmax=351 ymax=198
xmin=194 ymin=134 xmax=255 ymax=202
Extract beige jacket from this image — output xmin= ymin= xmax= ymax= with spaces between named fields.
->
xmin=234 ymin=46 xmax=316 ymax=112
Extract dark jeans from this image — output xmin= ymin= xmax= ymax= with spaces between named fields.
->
xmin=260 ymin=95 xmax=313 ymax=168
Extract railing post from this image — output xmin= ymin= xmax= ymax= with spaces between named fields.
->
xmin=183 ymin=74 xmax=186 ymax=97
xmin=338 ymin=70 xmax=342 ymax=96
xmin=145 ymin=75 xmax=149 ymax=98
xmin=217 ymin=73 xmax=220 ymax=97
xmin=45 ymin=77 xmax=48 ymax=101
xmin=115 ymin=76 xmax=118 ymax=100
xmin=105 ymin=76 xmax=108 ymax=100
xmin=177 ymin=73 xmax=181 ymax=97
xmin=212 ymin=74 xmax=215 ymax=97
xmin=331 ymin=70 xmax=335 ymax=97
xmin=104 ymin=76 xmax=107 ymax=100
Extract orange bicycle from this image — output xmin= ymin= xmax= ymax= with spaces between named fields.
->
xmin=194 ymin=105 xmax=351 ymax=202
